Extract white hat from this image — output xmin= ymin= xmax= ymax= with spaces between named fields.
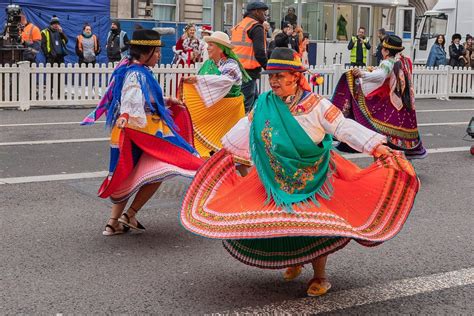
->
xmin=204 ymin=31 xmax=233 ymax=49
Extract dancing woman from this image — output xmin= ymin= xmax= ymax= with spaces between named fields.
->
xmin=181 ymin=31 xmax=251 ymax=164
xmin=181 ymin=48 xmax=420 ymax=296
xmin=82 ymin=30 xmax=202 ymax=236
xmin=332 ymin=35 xmax=427 ymax=159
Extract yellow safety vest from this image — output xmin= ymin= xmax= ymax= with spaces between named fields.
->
xmin=41 ymin=29 xmax=66 ymax=54
xmin=350 ymin=36 xmax=368 ymax=64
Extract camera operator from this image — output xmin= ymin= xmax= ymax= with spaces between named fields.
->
xmin=20 ymin=14 xmax=41 ymax=64
xmin=41 ymin=15 xmax=68 ymax=65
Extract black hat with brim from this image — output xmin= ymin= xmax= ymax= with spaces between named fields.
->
xmin=129 ymin=29 xmax=164 ymax=47
xmin=382 ymin=34 xmax=404 ymax=51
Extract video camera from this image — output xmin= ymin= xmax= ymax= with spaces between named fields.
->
xmin=2 ymin=4 xmax=23 ymax=46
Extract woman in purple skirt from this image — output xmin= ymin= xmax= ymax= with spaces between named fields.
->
xmin=332 ymin=35 xmax=427 ymax=160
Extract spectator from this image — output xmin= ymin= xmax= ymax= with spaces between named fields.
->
xmin=41 ymin=15 xmax=68 ymax=65
xmin=347 ymin=27 xmax=371 ymax=67
xmin=461 ymin=34 xmax=474 ymax=68
xmin=282 ymin=22 xmax=299 ymax=52
xmin=374 ymin=28 xmax=386 ymax=65
xmin=448 ymin=33 xmax=465 ymax=67
xmin=106 ymin=20 xmax=129 ymax=63
xmin=75 ymin=24 xmax=101 ymax=66
xmin=267 ymin=28 xmax=282 ymax=58
xmin=231 ymin=1 xmax=268 ymax=112
xmin=282 ymin=7 xmax=297 ymax=28
xmin=426 ymin=34 xmax=447 ymax=68
xmin=20 ymin=14 xmax=41 ymax=64
xmin=173 ymin=23 xmax=202 ymax=66
xmin=198 ymin=25 xmax=213 ymax=62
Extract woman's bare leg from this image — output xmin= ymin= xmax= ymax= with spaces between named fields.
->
xmin=104 ymin=200 xmax=128 ymax=234
xmin=236 ymin=164 xmax=250 ymax=177
xmin=311 ymin=255 xmax=328 ymax=279
xmin=122 ymin=182 xmax=162 ymax=227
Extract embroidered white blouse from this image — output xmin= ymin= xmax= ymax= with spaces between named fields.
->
xmin=222 ymin=94 xmax=387 ymax=162
xmin=194 ymin=58 xmax=243 ymax=108
xmin=359 ymin=58 xmax=395 ymax=96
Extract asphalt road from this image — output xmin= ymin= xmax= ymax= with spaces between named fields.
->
xmin=0 ymin=99 xmax=473 ymax=314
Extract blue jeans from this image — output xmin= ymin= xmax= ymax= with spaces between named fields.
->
xmin=241 ymin=78 xmax=258 ymax=113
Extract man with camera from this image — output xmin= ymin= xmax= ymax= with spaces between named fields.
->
xmin=41 ymin=15 xmax=68 ymax=65
xmin=20 ymin=14 xmax=41 ymax=64
xmin=347 ymin=26 xmax=371 ymax=67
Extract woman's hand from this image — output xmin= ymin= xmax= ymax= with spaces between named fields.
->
xmin=352 ymin=68 xmax=363 ymax=78
xmin=116 ymin=116 xmax=128 ymax=129
xmin=165 ymin=97 xmax=184 ymax=107
xmin=373 ymin=144 xmax=393 ymax=158
xmin=183 ymin=75 xmax=198 ymax=84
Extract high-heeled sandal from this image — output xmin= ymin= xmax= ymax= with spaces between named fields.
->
xmin=102 ymin=218 xmax=130 ymax=236
xmin=307 ymin=277 xmax=331 ymax=297
xmin=118 ymin=207 xmax=146 ymax=231
xmin=283 ymin=265 xmax=303 ymax=281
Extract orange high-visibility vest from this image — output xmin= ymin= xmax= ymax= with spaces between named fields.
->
xmin=77 ymin=34 xmax=99 ymax=53
xmin=231 ymin=17 xmax=266 ymax=70
xmin=21 ymin=23 xmax=41 ymax=42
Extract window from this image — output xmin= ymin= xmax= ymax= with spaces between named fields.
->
xmin=300 ymin=3 xmax=334 ymax=41
xmin=428 ymin=15 xmax=448 ymax=38
xmin=153 ymin=0 xmax=177 ymax=21
xmin=335 ymin=4 xmax=352 ymax=41
xmin=203 ymin=0 xmax=212 ymax=24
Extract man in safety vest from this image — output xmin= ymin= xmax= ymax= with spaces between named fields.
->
xmin=347 ymin=26 xmax=371 ymax=67
xmin=20 ymin=14 xmax=41 ymax=64
xmin=41 ymin=15 xmax=69 ymax=65
xmin=231 ymin=1 xmax=268 ymax=112
xmin=106 ymin=20 xmax=130 ymax=63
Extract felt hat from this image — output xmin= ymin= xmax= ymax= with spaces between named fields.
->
xmin=129 ymin=29 xmax=164 ymax=47
xmin=246 ymin=1 xmax=269 ymax=13
xmin=382 ymin=34 xmax=405 ymax=51
xmin=204 ymin=31 xmax=233 ymax=49
xmin=262 ymin=47 xmax=306 ymax=74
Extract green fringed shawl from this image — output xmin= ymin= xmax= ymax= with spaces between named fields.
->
xmin=250 ymin=91 xmax=333 ymax=211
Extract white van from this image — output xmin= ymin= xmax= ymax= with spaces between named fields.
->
xmin=413 ymin=0 xmax=474 ymax=65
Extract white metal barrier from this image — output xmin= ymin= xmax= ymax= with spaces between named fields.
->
xmin=1 ymin=63 xmax=473 ymax=110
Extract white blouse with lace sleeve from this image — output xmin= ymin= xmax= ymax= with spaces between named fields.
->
xmin=120 ymin=71 xmax=147 ymax=128
xmin=194 ymin=59 xmax=242 ymax=108
xmin=359 ymin=59 xmax=394 ymax=96
xmin=297 ymin=97 xmax=386 ymax=154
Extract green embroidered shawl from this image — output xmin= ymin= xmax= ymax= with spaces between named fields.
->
xmin=250 ymin=91 xmax=333 ymax=211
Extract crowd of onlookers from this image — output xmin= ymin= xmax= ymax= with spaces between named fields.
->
xmin=427 ymin=33 xmax=474 ymax=68
xmin=19 ymin=14 xmax=131 ymax=66
xmin=17 ymin=9 xmax=474 ymax=70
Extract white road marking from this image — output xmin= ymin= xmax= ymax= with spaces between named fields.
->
xmin=0 ymin=121 xmax=105 ymax=127
xmin=0 ymin=171 xmax=108 ymax=185
xmin=417 ymin=108 xmax=474 ymax=113
xmin=0 ymin=146 xmax=470 ymax=185
xmin=0 ymin=138 xmax=109 ymax=146
xmin=341 ymin=146 xmax=471 ymax=159
xmin=232 ymin=267 xmax=474 ymax=315
xmin=418 ymin=122 xmax=468 ymax=126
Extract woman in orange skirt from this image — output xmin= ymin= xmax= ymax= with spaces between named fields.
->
xmin=181 ymin=48 xmax=419 ymax=296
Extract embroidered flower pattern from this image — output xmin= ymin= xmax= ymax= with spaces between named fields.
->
xmin=261 ymin=120 xmax=323 ymax=194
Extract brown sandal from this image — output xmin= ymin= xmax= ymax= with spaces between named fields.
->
xmin=102 ymin=218 xmax=130 ymax=236
xmin=118 ymin=208 xmax=145 ymax=231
